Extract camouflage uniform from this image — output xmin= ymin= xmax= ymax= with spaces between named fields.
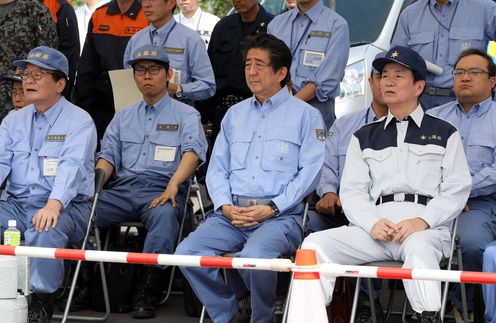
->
xmin=0 ymin=0 xmax=58 ymax=120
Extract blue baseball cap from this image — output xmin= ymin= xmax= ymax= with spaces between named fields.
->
xmin=126 ymin=44 xmax=170 ymax=67
xmin=372 ymin=46 xmax=427 ymax=79
xmin=13 ymin=46 xmax=69 ymax=78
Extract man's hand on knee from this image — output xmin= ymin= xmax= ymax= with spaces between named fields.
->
xmin=315 ymin=192 xmax=341 ymax=216
xmin=32 ymin=199 xmax=62 ymax=232
xmin=392 ymin=217 xmax=429 ymax=243
xmin=371 ymin=218 xmax=398 ymax=241
xmin=150 ymin=182 xmax=179 ymax=208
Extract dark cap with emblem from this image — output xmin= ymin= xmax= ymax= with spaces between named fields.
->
xmin=13 ymin=46 xmax=69 ymax=78
xmin=1 ymin=69 xmax=22 ymax=83
xmin=372 ymin=46 xmax=427 ymax=79
xmin=126 ymin=44 xmax=170 ymax=67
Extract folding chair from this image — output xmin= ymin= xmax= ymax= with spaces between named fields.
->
xmin=199 ymin=196 xmax=312 ymax=323
xmin=349 ymin=217 xmax=461 ymax=323
xmin=53 ymin=168 xmax=111 ymax=322
xmin=101 ymin=176 xmax=202 ymax=306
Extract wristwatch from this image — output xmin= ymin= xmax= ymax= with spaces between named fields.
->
xmin=175 ymin=84 xmax=183 ymax=98
xmin=268 ymin=200 xmax=280 ymax=217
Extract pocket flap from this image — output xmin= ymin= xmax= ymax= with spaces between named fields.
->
xmin=266 ymin=128 xmax=300 ymax=145
xmin=408 ymin=32 xmax=434 ymax=45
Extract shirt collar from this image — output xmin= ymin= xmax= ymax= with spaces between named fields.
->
xmin=33 ymin=96 xmax=65 ymax=127
xmin=454 ymin=96 xmax=493 ymax=117
xmin=179 ymin=8 xmax=201 ymax=22
xmin=152 ymin=17 xmax=176 ymax=36
xmin=384 ymin=104 xmax=424 ymax=129
xmin=431 ymin=0 xmax=457 ymax=8
xmin=143 ymin=93 xmax=170 ymax=113
xmin=107 ymin=0 xmax=141 ymax=19
xmin=292 ymin=0 xmax=323 ymax=23
xmin=250 ymin=87 xmax=290 ymax=111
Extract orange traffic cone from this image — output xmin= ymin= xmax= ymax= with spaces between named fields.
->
xmin=287 ymin=249 xmax=327 ymax=323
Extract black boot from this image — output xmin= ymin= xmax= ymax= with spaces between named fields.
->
xmin=131 ymin=266 xmax=161 ymax=319
xmin=355 ymin=292 xmax=385 ymax=323
xmin=28 ymin=293 xmax=55 ymax=323
xmin=409 ymin=311 xmax=440 ymax=323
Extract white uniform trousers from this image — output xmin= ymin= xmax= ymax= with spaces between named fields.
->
xmin=302 ymin=202 xmax=451 ymax=313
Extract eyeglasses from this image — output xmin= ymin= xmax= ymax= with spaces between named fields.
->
xmin=452 ymin=68 xmax=490 ymax=77
xmin=133 ymin=65 xmax=163 ymax=76
xmin=21 ymin=69 xmax=54 ymax=80
xmin=11 ymin=89 xmax=24 ymax=97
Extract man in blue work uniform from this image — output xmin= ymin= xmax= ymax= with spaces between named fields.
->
xmin=428 ymin=48 xmax=496 ymax=322
xmin=268 ymin=0 xmax=349 ymax=129
xmin=392 ymin=0 xmax=496 ymax=110
xmin=176 ymin=33 xmax=325 ymax=323
xmin=303 ymin=46 xmax=472 ymax=323
xmin=0 ymin=46 xmax=97 ymax=322
xmin=95 ymin=44 xmax=207 ymax=319
xmin=123 ymin=0 xmax=215 ymax=106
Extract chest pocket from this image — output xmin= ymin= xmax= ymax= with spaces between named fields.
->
xmin=363 ymin=148 xmax=392 ymax=183
xmin=38 ymin=141 xmax=64 ymax=158
xmin=296 ymin=47 xmax=325 ymax=78
xmin=448 ymin=27 xmax=484 ymax=65
xmin=148 ymin=132 xmax=180 ymax=171
xmin=407 ymin=32 xmax=435 ymax=62
xmin=262 ymin=128 xmax=300 ymax=174
xmin=8 ymin=140 xmax=31 ymax=157
xmin=120 ymin=130 xmax=144 ymax=169
xmin=467 ymin=134 xmax=495 ymax=173
xmin=408 ymin=144 xmax=445 ymax=189
xmin=229 ymin=129 xmax=253 ymax=171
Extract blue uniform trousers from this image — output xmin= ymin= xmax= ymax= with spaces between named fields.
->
xmin=95 ymin=175 xmax=185 ymax=256
xmin=176 ymin=210 xmax=303 ymax=323
xmin=0 ymin=196 xmax=90 ymax=293
xmin=483 ymin=241 xmax=496 ymax=323
xmin=452 ymin=196 xmax=496 ymax=311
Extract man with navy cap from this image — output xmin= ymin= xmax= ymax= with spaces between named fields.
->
xmin=0 ymin=46 xmax=97 ymax=322
xmin=1 ymin=70 xmax=30 ymax=112
xmin=95 ymin=44 xmax=207 ymax=319
xmin=302 ymin=46 xmax=472 ymax=322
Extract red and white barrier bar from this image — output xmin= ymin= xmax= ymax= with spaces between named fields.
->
xmin=2 ymin=245 xmax=496 ymax=285
xmin=0 ymin=245 xmax=293 ymax=272
xmin=317 ymin=263 xmax=496 ymax=285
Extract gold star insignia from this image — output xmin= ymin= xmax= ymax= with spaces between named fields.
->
xmin=391 ymin=51 xmax=399 ymax=58
xmin=421 ymin=135 xmax=426 ymax=140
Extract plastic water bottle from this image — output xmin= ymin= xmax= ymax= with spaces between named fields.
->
xmin=4 ymin=220 xmax=20 ymax=246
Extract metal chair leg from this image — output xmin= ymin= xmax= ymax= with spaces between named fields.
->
xmin=350 ymin=277 xmax=362 ymax=323
xmin=367 ymin=278 xmax=378 ymax=323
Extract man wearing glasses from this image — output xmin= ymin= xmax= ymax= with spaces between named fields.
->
xmin=428 ymin=48 xmax=496 ymax=322
xmin=1 ymin=71 xmax=30 ymax=112
xmin=95 ymin=44 xmax=207 ymax=319
xmin=0 ymin=46 xmax=97 ymax=322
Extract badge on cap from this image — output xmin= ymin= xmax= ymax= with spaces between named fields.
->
xmin=391 ymin=51 xmax=399 ymax=58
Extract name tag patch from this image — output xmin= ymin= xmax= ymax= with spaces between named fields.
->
xmin=303 ymin=51 xmax=325 ymax=67
xmin=310 ymin=30 xmax=331 ymax=38
xmin=154 ymin=146 xmax=176 ymax=162
xmin=45 ymin=135 xmax=66 ymax=142
xmin=165 ymin=47 xmax=185 ymax=55
xmin=157 ymin=124 xmax=179 ymax=131
xmin=43 ymin=158 xmax=58 ymax=176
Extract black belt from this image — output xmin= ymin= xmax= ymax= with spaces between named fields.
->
xmin=424 ymin=86 xmax=454 ymax=97
xmin=376 ymin=193 xmax=431 ymax=206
